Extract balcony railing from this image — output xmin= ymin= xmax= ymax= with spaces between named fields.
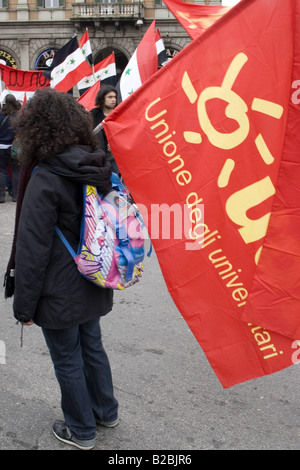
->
xmin=72 ymin=2 xmax=144 ymax=19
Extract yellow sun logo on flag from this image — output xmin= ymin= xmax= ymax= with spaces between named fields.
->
xmin=181 ymin=52 xmax=285 ymax=264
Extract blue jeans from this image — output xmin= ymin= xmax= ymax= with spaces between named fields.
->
xmin=42 ymin=317 xmax=118 ymax=440
xmin=0 ymin=147 xmax=20 ymax=200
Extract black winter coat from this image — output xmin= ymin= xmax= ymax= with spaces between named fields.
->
xmin=13 ymin=145 xmax=114 ymax=329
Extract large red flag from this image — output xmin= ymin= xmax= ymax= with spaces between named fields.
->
xmin=104 ymin=0 xmax=300 ymax=388
xmin=163 ymin=0 xmax=231 ymax=40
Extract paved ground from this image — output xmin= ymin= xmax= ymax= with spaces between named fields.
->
xmin=0 ymin=198 xmax=299 ymax=452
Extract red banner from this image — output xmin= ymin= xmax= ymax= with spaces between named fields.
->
xmin=0 ymin=63 xmax=49 ymax=91
xmin=0 ymin=63 xmax=49 ymax=103
xmin=104 ymin=0 xmax=299 ymax=388
xmin=163 ymin=0 xmax=231 ymax=39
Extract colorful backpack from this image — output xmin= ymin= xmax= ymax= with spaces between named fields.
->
xmin=55 ymin=173 xmax=151 ymax=290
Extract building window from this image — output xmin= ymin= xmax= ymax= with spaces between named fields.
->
xmin=35 ymin=49 xmax=58 ymax=69
xmin=0 ymin=0 xmax=8 ymax=7
xmin=45 ymin=0 xmax=59 ymax=6
xmin=37 ymin=0 xmax=64 ymax=7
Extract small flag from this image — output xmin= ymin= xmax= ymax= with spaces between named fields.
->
xmin=116 ymin=20 xmax=158 ymax=102
xmin=77 ymin=52 xmax=116 ymax=96
xmin=155 ymin=28 xmax=168 ymax=67
xmin=77 ymin=79 xmax=100 ymax=111
xmin=45 ymin=35 xmax=92 ymax=92
xmin=78 ymin=29 xmax=93 ymax=67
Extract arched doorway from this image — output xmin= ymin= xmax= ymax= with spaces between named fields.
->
xmin=94 ymin=47 xmax=128 ymax=81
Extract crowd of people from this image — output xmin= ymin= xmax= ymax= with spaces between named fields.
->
xmin=0 ymin=94 xmax=21 ymax=203
xmin=3 ymin=85 xmax=121 ymax=450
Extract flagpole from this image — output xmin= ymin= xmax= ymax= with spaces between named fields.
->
xmin=93 ymin=121 xmax=103 ymax=135
xmin=92 ymin=64 xmax=96 ymax=84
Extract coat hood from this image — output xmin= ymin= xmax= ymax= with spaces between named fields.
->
xmin=39 ymin=145 xmax=112 ymax=193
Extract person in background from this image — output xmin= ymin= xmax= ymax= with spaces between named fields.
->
xmin=6 ymin=88 xmax=118 ymax=450
xmin=90 ymin=85 xmax=120 ymax=176
xmin=0 ymin=94 xmax=21 ymax=203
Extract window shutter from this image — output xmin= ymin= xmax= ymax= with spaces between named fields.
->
xmin=36 ymin=0 xmax=44 ymax=7
xmin=2 ymin=0 xmax=8 ymax=7
xmin=59 ymin=0 xmax=65 ymax=6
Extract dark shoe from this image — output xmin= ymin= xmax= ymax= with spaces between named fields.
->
xmin=97 ymin=417 xmax=119 ymax=428
xmin=12 ymin=198 xmax=17 ymax=202
xmin=52 ymin=420 xmax=95 ymax=450
xmin=0 ymin=199 xmax=4 ymax=203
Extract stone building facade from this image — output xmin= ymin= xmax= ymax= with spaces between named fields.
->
xmin=0 ymin=0 xmax=222 ymax=76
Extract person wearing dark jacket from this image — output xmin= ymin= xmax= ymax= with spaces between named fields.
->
xmin=0 ymin=94 xmax=21 ymax=202
xmin=90 ymin=85 xmax=120 ymax=176
xmin=7 ymin=88 xmax=118 ymax=450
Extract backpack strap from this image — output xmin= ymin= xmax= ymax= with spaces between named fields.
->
xmin=110 ymin=172 xmax=125 ymax=192
xmin=0 ymin=116 xmax=8 ymax=128
xmin=54 ymin=225 xmax=77 ymax=258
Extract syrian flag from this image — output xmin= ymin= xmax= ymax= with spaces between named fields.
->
xmin=45 ymin=35 xmax=93 ymax=92
xmin=78 ymin=29 xmax=93 ymax=67
xmin=77 ymin=52 xmax=117 ymax=96
xmin=116 ymin=20 xmax=158 ymax=102
xmin=155 ymin=28 xmax=168 ymax=67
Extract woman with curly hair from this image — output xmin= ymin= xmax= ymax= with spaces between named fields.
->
xmin=5 ymin=87 xmax=118 ymax=450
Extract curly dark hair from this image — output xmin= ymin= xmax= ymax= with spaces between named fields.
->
xmin=14 ymin=87 xmax=99 ymax=164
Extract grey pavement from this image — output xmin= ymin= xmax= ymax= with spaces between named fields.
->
xmin=0 ymin=198 xmax=299 ymax=452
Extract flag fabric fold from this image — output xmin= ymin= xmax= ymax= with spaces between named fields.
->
xmin=104 ymin=0 xmax=299 ymax=388
xmin=77 ymin=78 xmax=100 ymax=111
xmin=163 ymin=0 xmax=231 ymax=39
